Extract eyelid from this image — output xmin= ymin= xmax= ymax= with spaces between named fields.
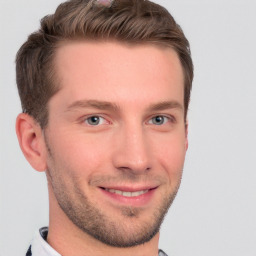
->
xmin=147 ymin=114 xmax=176 ymax=125
xmin=79 ymin=113 xmax=176 ymax=126
xmin=82 ymin=114 xmax=110 ymax=126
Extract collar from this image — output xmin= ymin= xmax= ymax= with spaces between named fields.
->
xmin=30 ymin=227 xmax=168 ymax=256
xmin=30 ymin=227 xmax=61 ymax=256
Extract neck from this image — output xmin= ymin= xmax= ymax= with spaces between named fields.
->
xmin=47 ymin=186 xmax=160 ymax=256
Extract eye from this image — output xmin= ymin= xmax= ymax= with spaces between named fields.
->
xmin=84 ymin=116 xmax=107 ymax=126
xmin=148 ymin=115 xmax=170 ymax=125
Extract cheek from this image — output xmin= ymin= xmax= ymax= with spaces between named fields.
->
xmin=153 ymin=134 xmax=186 ymax=177
xmin=47 ymin=130 xmax=112 ymax=176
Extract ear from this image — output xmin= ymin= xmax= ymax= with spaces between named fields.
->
xmin=185 ymin=121 xmax=189 ymax=151
xmin=16 ymin=113 xmax=47 ymax=172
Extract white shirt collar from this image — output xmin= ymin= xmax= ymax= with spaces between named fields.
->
xmin=30 ymin=227 xmax=168 ymax=256
xmin=31 ymin=227 xmax=61 ymax=256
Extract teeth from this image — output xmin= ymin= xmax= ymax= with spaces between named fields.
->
xmin=105 ymin=188 xmax=149 ymax=197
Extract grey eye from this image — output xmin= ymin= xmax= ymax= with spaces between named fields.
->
xmin=151 ymin=116 xmax=167 ymax=125
xmin=86 ymin=116 xmax=101 ymax=125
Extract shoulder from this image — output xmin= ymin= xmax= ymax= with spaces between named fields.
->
xmin=26 ymin=245 xmax=32 ymax=256
xmin=159 ymin=249 xmax=168 ymax=256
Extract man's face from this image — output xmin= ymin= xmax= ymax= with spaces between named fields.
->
xmin=44 ymin=41 xmax=187 ymax=247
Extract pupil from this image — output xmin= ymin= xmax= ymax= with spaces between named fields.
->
xmin=89 ymin=116 xmax=99 ymax=125
xmin=154 ymin=116 xmax=164 ymax=125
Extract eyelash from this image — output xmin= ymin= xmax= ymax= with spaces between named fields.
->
xmin=84 ymin=115 xmax=109 ymax=126
xmin=82 ymin=114 xmax=175 ymax=126
xmin=147 ymin=115 xmax=175 ymax=125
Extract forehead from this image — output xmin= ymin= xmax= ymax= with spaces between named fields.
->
xmin=52 ymin=40 xmax=184 ymax=109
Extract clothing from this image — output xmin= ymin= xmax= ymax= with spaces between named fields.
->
xmin=26 ymin=227 xmax=60 ymax=256
xmin=26 ymin=227 xmax=168 ymax=256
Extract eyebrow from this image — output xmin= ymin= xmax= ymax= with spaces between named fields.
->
xmin=147 ymin=101 xmax=184 ymax=112
xmin=66 ymin=99 xmax=120 ymax=112
xmin=66 ymin=99 xmax=183 ymax=113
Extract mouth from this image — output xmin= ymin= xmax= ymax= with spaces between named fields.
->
xmin=99 ymin=186 xmax=157 ymax=206
xmin=102 ymin=188 xmax=149 ymax=197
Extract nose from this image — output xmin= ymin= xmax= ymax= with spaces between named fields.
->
xmin=112 ymin=124 xmax=152 ymax=174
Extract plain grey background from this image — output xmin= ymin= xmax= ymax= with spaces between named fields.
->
xmin=1 ymin=0 xmax=256 ymax=255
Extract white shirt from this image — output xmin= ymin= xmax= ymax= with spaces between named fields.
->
xmin=30 ymin=227 xmax=61 ymax=256
xmin=29 ymin=227 xmax=168 ymax=256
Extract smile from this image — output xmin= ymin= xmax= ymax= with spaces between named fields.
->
xmin=103 ymin=188 xmax=149 ymax=197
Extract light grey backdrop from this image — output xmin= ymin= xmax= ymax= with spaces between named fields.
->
xmin=1 ymin=0 xmax=256 ymax=255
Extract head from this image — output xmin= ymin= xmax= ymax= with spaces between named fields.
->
xmin=16 ymin=0 xmax=193 ymax=250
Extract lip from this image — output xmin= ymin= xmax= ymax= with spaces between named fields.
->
xmin=99 ymin=185 xmax=157 ymax=192
xmin=98 ymin=185 xmax=158 ymax=207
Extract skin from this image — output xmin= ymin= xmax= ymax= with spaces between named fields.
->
xmin=16 ymin=41 xmax=188 ymax=256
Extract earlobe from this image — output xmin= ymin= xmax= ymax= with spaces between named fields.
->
xmin=16 ymin=113 xmax=47 ymax=172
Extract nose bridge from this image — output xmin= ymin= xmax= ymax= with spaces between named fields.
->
xmin=112 ymin=120 xmax=152 ymax=173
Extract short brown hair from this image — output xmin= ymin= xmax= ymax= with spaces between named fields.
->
xmin=16 ymin=0 xmax=193 ymax=128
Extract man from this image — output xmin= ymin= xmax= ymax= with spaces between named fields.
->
xmin=15 ymin=0 xmax=193 ymax=255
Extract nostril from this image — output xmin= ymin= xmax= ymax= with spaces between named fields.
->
xmin=116 ymin=165 xmax=152 ymax=175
